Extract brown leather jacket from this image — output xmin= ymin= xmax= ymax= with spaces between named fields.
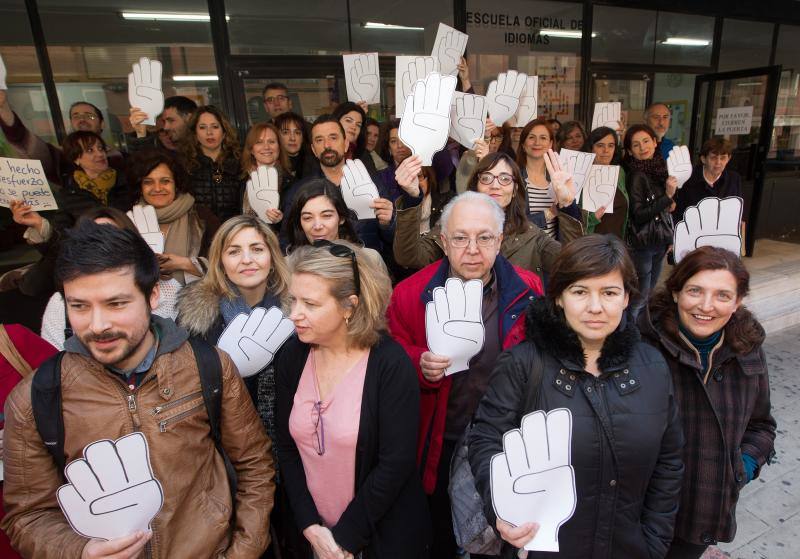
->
xmin=1 ymin=317 xmax=275 ymax=558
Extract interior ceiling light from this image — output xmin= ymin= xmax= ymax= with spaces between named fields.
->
xmin=121 ymin=12 xmax=230 ymax=22
xmin=538 ymin=30 xmax=597 ymax=39
xmin=173 ymin=75 xmax=219 ymax=81
xmin=662 ymin=37 xmax=710 ymax=46
xmin=363 ymin=21 xmax=424 ymax=31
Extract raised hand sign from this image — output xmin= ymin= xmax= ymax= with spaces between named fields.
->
xmin=340 ymin=159 xmax=381 ymax=220
xmin=217 ymin=306 xmax=295 ymax=378
xmin=491 ymin=408 xmax=577 ymax=552
xmin=667 ymin=145 xmax=693 ymax=189
xmin=432 ymin=23 xmax=468 ymax=76
xmin=246 ymin=165 xmax=280 ymax=223
xmin=399 ymin=72 xmax=457 ymax=166
xmin=486 ymin=70 xmax=528 ymax=126
xmin=673 ymin=196 xmax=743 ymax=263
xmin=557 ymin=149 xmax=596 ymax=198
xmin=343 ymin=53 xmax=380 ymax=105
xmin=395 ymin=56 xmax=439 ymax=118
xmin=57 ymin=433 xmax=164 ymax=541
xmin=0 ymin=54 xmax=7 ymax=90
xmin=582 ymin=165 xmax=620 ymax=214
xmin=449 ymin=92 xmax=487 ymax=150
xmin=425 ymin=277 xmax=485 ymax=375
xmin=591 ymin=102 xmax=622 ymax=132
xmin=513 ymin=75 xmax=538 ymax=127
xmin=128 ymin=57 xmax=164 ymax=127
xmin=126 ymin=205 xmax=164 ymax=254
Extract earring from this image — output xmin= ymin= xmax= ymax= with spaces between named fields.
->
xmin=345 ymin=316 xmax=350 ymax=326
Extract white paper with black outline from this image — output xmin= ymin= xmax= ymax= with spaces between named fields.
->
xmin=425 ymin=277 xmax=485 ymax=375
xmin=666 ymin=145 xmax=693 ymax=190
xmin=395 ymin=56 xmax=439 ymax=118
xmin=343 ymin=53 xmax=380 ymax=105
xmin=490 ymin=408 xmax=577 ymax=552
xmin=582 ymin=165 xmax=620 ymax=214
xmin=126 ymin=204 xmax=165 ymax=254
xmin=127 ymin=57 xmax=164 ymax=127
xmin=0 ymin=54 xmax=7 ymax=90
xmin=557 ymin=149 xmax=596 ymax=198
xmin=431 ymin=23 xmax=468 ymax=77
xmin=673 ymin=196 xmax=743 ymax=263
xmin=56 ymin=432 xmax=164 ymax=541
xmin=399 ymin=72 xmax=457 ymax=166
xmin=486 ymin=70 xmax=528 ymax=126
xmin=590 ymin=102 xmax=622 ymax=132
xmin=449 ymin=92 xmax=487 ymax=150
xmin=341 ymin=158 xmax=381 ymax=220
xmin=512 ymin=75 xmax=539 ymax=127
xmin=246 ymin=165 xmax=280 ymax=224
xmin=217 ymin=306 xmax=295 ymax=378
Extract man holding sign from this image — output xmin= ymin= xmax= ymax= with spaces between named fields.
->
xmin=387 ymin=192 xmax=542 ymax=558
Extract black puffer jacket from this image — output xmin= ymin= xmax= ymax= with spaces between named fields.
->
xmin=468 ymin=299 xmax=684 ymax=559
xmin=186 ymin=154 xmax=244 ymax=222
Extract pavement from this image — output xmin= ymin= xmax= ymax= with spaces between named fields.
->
xmin=707 ymin=324 xmax=800 ymax=559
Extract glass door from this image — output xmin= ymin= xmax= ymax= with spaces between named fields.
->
xmin=590 ymin=71 xmax=651 ymax=131
xmin=690 ymin=66 xmax=782 ymax=255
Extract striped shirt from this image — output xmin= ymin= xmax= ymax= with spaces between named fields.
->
xmin=526 ymin=180 xmax=557 ymax=237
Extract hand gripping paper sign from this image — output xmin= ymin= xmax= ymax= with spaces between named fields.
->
xmin=217 ymin=306 xmax=295 ymax=378
xmin=126 ymin=204 xmax=164 ymax=254
xmin=557 ymin=149 xmax=596 ymax=198
xmin=667 ymin=145 xmax=693 ymax=190
xmin=128 ymin=57 xmax=164 ymax=127
xmin=341 ymin=159 xmax=381 ymax=220
xmin=343 ymin=53 xmax=380 ymax=105
xmin=582 ymin=165 xmax=620 ymax=214
xmin=673 ymin=196 xmax=743 ymax=263
xmin=491 ymin=408 xmax=577 ymax=552
xmin=395 ymin=56 xmax=439 ymax=118
xmin=57 ymin=432 xmax=164 ymax=541
xmin=399 ymin=72 xmax=457 ymax=166
xmin=425 ymin=278 xmax=485 ymax=375
xmin=486 ymin=70 xmax=528 ymax=127
xmin=431 ymin=23 xmax=468 ymax=77
xmin=591 ymin=102 xmax=622 ymax=132
xmin=450 ymin=92 xmax=487 ymax=150
xmin=247 ymin=165 xmax=280 ymax=223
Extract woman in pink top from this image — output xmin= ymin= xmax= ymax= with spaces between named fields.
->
xmin=275 ymin=240 xmax=431 ymax=559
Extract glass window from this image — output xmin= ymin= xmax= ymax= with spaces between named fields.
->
xmin=592 ymin=6 xmax=657 ymax=65
xmin=37 ymin=0 xmax=219 ymax=150
xmin=349 ymin=0 xmax=453 ymax=54
xmin=770 ymin=25 xmax=800 ymax=162
xmin=228 ymin=1 xmax=349 ymax=55
xmin=652 ymin=73 xmax=697 ymax=145
xmin=653 ymin=12 xmax=714 ymax=67
xmin=466 ymin=0 xmax=583 ymax=121
xmin=718 ymin=19 xmax=774 ymax=73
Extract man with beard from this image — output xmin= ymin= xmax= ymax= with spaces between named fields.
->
xmin=645 ymin=102 xmax=675 ymax=159
xmin=1 ymin=222 xmax=275 ymax=559
xmin=280 ymin=114 xmax=395 ymax=253
xmin=128 ymin=95 xmax=197 ymax=153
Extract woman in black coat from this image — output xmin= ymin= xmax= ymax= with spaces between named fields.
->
xmin=468 ymin=234 xmax=684 ymax=559
xmin=275 ymin=241 xmax=430 ymax=558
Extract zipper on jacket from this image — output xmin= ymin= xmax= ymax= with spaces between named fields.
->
xmin=152 ymin=390 xmax=203 ymax=415
xmin=159 ymin=402 xmax=204 ymax=432
xmin=127 ymin=394 xmax=137 ymax=412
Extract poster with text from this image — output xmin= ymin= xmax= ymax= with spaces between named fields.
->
xmin=0 ymin=157 xmax=57 ymax=210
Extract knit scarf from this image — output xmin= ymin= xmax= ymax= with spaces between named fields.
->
xmin=220 ymin=283 xmax=280 ymax=325
xmin=73 ymin=168 xmax=117 ymax=204
xmin=626 ymin=150 xmax=669 ymax=182
xmin=149 ymin=193 xmax=200 ymax=284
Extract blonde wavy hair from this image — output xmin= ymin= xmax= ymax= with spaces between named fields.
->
xmin=287 ymin=241 xmax=391 ymax=348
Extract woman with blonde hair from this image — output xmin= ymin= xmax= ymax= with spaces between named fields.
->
xmin=240 ymin=122 xmax=293 ymax=225
xmin=276 ymin=240 xmax=431 ymax=558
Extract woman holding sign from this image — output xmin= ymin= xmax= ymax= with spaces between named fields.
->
xmin=275 ymin=240 xmax=431 ymax=558
xmin=468 ymin=234 xmax=683 ymax=559
xmin=240 ymin=122 xmax=293 ymax=224
xmin=580 ymin=126 xmax=629 ymax=239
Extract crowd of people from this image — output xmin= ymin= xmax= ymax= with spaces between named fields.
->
xmin=0 ymin=64 xmax=772 ymax=559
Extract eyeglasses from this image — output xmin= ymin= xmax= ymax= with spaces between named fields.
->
xmin=485 ymin=135 xmax=503 ymax=144
xmin=71 ymin=112 xmax=98 ymax=121
xmin=312 ymin=400 xmax=325 ymax=455
xmin=312 ymin=239 xmax=361 ymax=296
xmin=446 ymin=233 xmax=499 ymax=248
xmin=265 ymin=95 xmax=289 ymax=104
xmin=478 ymin=172 xmax=514 ymax=187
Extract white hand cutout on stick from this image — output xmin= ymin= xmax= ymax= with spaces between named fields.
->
xmin=590 ymin=102 xmax=622 ymax=132
xmin=399 ymin=72 xmax=457 ymax=166
xmin=247 ymin=165 xmax=280 ymax=224
xmin=582 ymin=165 xmax=620 ymax=214
xmin=491 ymin=408 xmax=577 ymax=552
xmin=450 ymin=92 xmax=487 ymax=150
xmin=432 ymin=23 xmax=468 ymax=77
xmin=557 ymin=149 xmax=596 ymax=197
xmin=57 ymin=432 xmax=164 ymax=541
xmin=395 ymin=56 xmax=439 ymax=118
xmin=425 ymin=278 xmax=485 ymax=375
xmin=667 ymin=145 xmax=693 ymax=189
xmin=217 ymin=306 xmax=295 ymax=378
xmin=673 ymin=196 xmax=743 ymax=263
xmin=486 ymin=70 xmax=528 ymax=126
xmin=126 ymin=205 xmax=164 ymax=254
xmin=340 ymin=158 xmax=381 ymax=220
xmin=512 ymin=76 xmax=538 ymax=127
xmin=128 ymin=57 xmax=164 ymax=126
xmin=343 ymin=53 xmax=380 ymax=105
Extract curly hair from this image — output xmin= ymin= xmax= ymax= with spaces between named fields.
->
xmin=180 ymin=105 xmax=241 ymax=172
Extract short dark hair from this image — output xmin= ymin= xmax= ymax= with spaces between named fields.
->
xmin=68 ymin=101 xmax=104 ymax=123
xmin=700 ymin=136 xmax=734 ymax=157
xmin=127 ymin=149 xmax=190 ymax=203
xmin=379 ymin=118 xmax=401 ymax=162
xmin=262 ymin=82 xmax=288 ymax=98
xmin=623 ymin=124 xmax=658 ymax=156
xmin=310 ymin=114 xmax=346 ymax=141
xmin=286 ymin=179 xmax=360 ymax=249
xmin=584 ymin=126 xmax=618 ymax=151
xmin=62 ymin=131 xmax=107 ymax=164
xmin=163 ymin=96 xmax=197 ymax=117
xmin=56 ymin=221 xmax=160 ymax=298
xmin=546 ymin=234 xmax=638 ymax=302
xmin=76 ymin=206 xmax=138 ymax=234
xmin=558 ymin=120 xmax=587 ymax=146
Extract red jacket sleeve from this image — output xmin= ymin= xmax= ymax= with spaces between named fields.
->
xmin=5 ymin=324 xmax=58 ymax=370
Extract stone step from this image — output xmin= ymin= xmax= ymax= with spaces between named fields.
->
xmin=743 ymin=240 xmax=800 ymax=335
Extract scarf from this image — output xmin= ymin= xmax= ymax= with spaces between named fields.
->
xmin=220 ymin=283 xmax=281 ymax=325
xmin=73 ymin=168 xmax=117 ymax=204
xmin=626 ymin=150 xmax=669 ymax=182
xmin=149 ymin=193 xmax=201 ymax=284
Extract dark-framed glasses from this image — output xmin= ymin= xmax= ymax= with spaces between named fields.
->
xmin=265 ymin=95 xmax=289 ymax=104
xmin=311 ymin=239 xmax=361 ymax=296
xmin=478 ymin=172 xmax=514 ymax=187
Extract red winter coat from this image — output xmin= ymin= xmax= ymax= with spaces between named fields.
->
xmin=386 ymin=257 xmax=543 ymax=493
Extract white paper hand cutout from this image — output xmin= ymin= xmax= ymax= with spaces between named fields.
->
xmin=399 ymin=72 xmax=457 ymax=166
xmin=126 ymin=205 xmax=164 ymax=254
xmin=217 ymin=306 xmax=295 ymax=378
xmin=247 ymin=165 xmax=280 ymax=224
xmin=128 ymin=57 xmax=164 ymax=127
xmin=591 ymin=102 xmax=622 ymax=131
xmin=395 ymin=56 xmax=439 ymax=118
xmin=425 ymin=278 xmax=485 ymax=375
xmin=57 ymin=433 xmax=163 ymax=541
xmin=340 ymin=158 xmax=381 ymax=220
xmin=432 ymin=23 xmax=468 ymax=76
xmin=450 ymin=92 xmax=487 ymax=150
xmin=0 ymin=55 xmax=7 ymax=90
xmin=486 ymin=70 xmax=528 ymax=126
xmin=667 ymin=145 xmax=693 ymax=190
xmin=344 ymin=53 xmax=380 ymax=105
xmin=673 ymin=196 xmax=743 ymax=263
xmin=582 ymin=165 xmax=620 ymax=214
xmin=512 ymin=76 xmax=538 ymax=127
xmin=491 ymin=408 xmax=577 ymax=552
xmin=558 ymin=149 xmax=596 ymax=197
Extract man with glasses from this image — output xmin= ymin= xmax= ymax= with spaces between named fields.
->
xmin=262 ymin=82 xmax=293 ymax=121
xmin=386 ymin=191 xmax=543 ymax=558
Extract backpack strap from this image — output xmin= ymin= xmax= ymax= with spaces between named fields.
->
xmin=31 ymin=351 xmax=67 ymax=477
xmin=0 ymin=325 xmax=34 ymax=378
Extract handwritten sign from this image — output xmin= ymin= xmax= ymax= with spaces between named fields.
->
xmin=715 ymin=106 xmax=753 ymax=136
xmin=0 ymin=157 xmax=57 ymax=210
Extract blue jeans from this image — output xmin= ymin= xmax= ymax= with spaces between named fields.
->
xmin=631 ymin=245 xmax=667 ymax=319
